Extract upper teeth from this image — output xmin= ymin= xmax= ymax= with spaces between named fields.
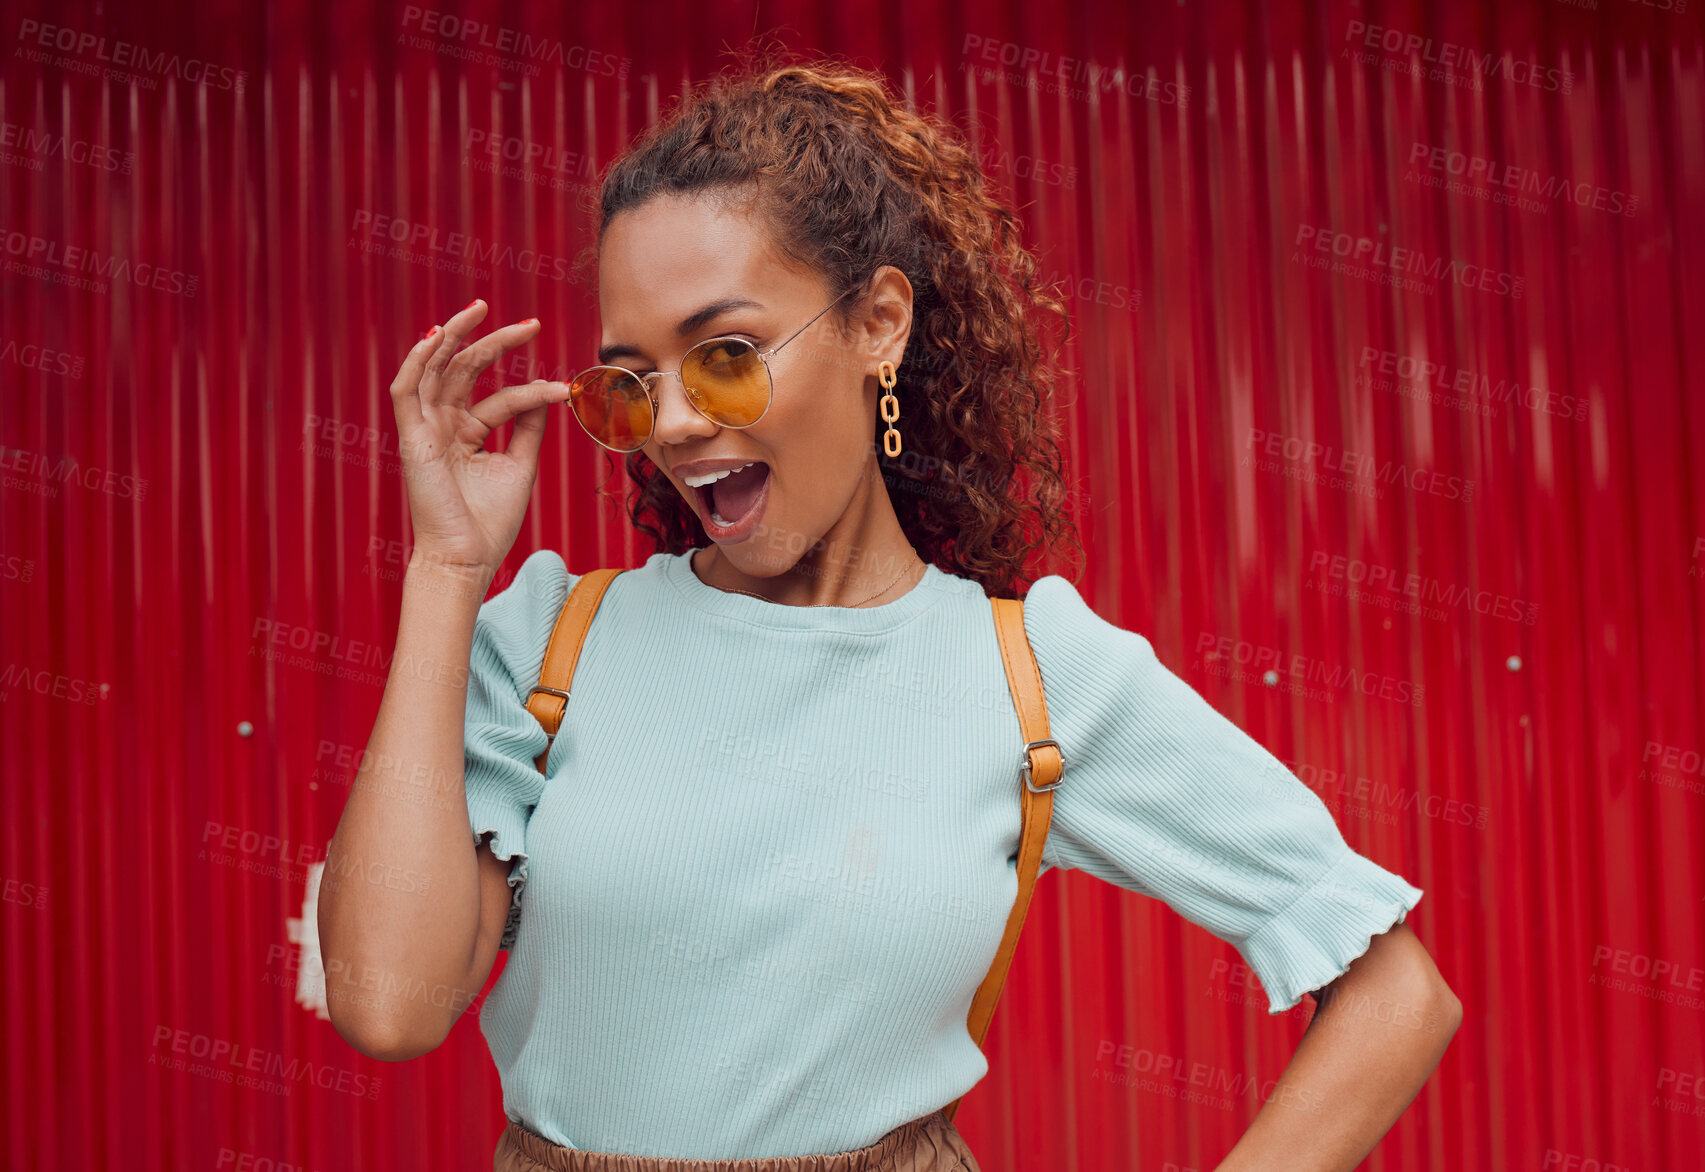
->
xmin=684 ymin=461 xmax=757 ymax=488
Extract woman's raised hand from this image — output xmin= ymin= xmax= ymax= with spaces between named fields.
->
xmin=387 ymin=300 xmax=574 ymax=576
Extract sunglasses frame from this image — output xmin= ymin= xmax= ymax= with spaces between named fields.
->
xmin=568 ymin=285 xmax=860 ymax=453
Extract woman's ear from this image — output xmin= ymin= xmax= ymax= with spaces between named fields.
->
xmin=862 ymin=265 xmax=914 ymax=370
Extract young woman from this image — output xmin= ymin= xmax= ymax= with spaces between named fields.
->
xmin=320 ymin=58 xmax=1460 ymax=1172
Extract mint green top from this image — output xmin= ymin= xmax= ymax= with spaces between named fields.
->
xmin=463 ymin=548 xmax=1424 ymax=1158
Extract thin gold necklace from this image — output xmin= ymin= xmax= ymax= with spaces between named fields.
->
xmin=712 ymin=553 xmax=924 ymax=608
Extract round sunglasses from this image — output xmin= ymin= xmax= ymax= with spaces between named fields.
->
xmin=566 ymin=288 xmax=856 ymax=453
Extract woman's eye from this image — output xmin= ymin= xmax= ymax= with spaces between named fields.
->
xmin=700 ymin=338 xmax=760 ymax=362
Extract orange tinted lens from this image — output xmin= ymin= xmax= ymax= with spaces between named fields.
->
xmin=681 ymin=338 xmax=768 ymax=427
xmin=570 ymin=367 xmax=651 ymax=450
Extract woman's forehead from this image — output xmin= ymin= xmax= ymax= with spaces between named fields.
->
xmin=597 ymin=195 xmax=818 ymax=334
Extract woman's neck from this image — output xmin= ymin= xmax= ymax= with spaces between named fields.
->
xmin=691 ymin=536 xmax=925 ymax=608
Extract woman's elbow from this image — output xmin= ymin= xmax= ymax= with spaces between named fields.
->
xmin=327 ymin=1001 xmax=448 ymax=1062
xmin=1319 ymin=922 xmax=1463 ymax=1040
xmin=1428 ymin=975 xmax=1464 ymax=1037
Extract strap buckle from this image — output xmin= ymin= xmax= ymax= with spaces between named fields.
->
xmin=528 ymin=685 xmax=572 ymax=751
xmin=1020 ymin=737 xmax=1065 ymax=793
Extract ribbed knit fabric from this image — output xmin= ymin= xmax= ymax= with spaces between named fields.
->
xmin=463 ymin=548 xmax=1424 ymax=1159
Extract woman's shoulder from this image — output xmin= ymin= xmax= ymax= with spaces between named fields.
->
xmin=486 ymin=548 xmax=574 ymax=611
xmin=480 ymin=549 xmax=678 ymax=633
xmin=1020 ymin=573 xmax=1148 ymax=650
xmin=1021 ymin=572 xmax=1089 ymax=609
xmin=463 ymin=552 xmax=560 ymax=678
xmin=1013 ymin=573 xmax=1182 ymax=722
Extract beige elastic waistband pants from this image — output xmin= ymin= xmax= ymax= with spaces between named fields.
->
xmin=493 ymin=1109 xmax=980 ymax=1172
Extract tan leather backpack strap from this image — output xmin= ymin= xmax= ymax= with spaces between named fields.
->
xmin=526 ymin=567 xmax=625 ymax=776
xmin=942 ymin=593 xmax=1065 ymax=1123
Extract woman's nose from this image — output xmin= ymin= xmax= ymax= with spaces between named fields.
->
xmin=647 ymin=370 xmax=720 ymax=444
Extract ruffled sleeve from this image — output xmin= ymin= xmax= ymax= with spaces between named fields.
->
xmin=1020 ymin=575 xmax=1425 ymax=1014
xmin=464 ymin=549 xmax=575 ymax=950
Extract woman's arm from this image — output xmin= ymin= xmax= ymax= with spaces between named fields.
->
xmin=1213 ymin=923 xmax=1462 ymax=1172
xmin=318 ymin=557 xmax=509 ymax=1061
xmin=316 ymin=302 xmax=572 ymax=1061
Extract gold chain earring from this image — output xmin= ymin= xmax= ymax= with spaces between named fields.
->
xmin=877 ymin=360 xmax=902 ymax=457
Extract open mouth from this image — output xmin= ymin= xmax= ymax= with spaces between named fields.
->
xmin=693 ymin=461 xmax=771 ymax=536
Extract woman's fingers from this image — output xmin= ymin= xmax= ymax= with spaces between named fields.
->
xmin=418 ymin=299 xmax=490 ymax=409
xmin=468 ymin=378 xmax=574 ymax=444
xmin=440 ymin=315 xmax=545 ymax=401
xmin=392 ymin=303 xmax=558 ymax=480
xmin=389 ymin=324 xmax=445 ymax=436
xmin=502 ymin=400 xmax=553 ymax=473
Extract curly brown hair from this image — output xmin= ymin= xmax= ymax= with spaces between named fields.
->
xmin=576 ymin=49 xmax=1085 ymax=599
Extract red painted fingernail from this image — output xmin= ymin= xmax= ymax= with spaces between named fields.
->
xmin=465 ymin=300 xmax=480 ymax=311
xmin=420 ymin=325 xmax=440 ymax=340
xmin=520 ymin=317 xmax=538 ymax=326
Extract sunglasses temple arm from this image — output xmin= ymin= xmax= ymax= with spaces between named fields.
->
xmin=769 ymin=285 xmax=859 ymax=358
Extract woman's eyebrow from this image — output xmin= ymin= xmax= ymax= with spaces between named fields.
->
xmin=597 ymin=297 xmax=767 ymax=365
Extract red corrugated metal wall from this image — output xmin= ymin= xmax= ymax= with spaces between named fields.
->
xmin=3 ymin=0 xmax=1702 ymax=1168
